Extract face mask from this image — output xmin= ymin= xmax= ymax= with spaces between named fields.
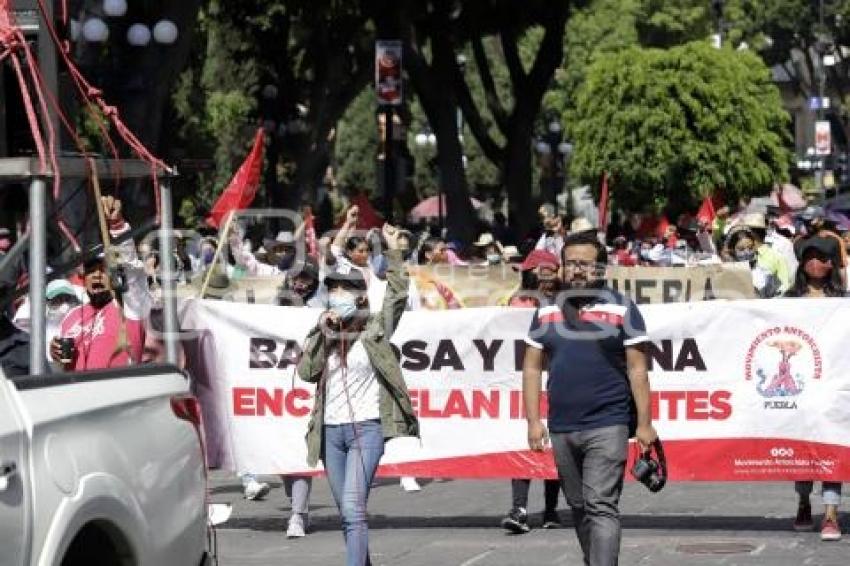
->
xmin=89 ymin=289 xmax=113 ymax=309
xmin=328 ymin=293 xmax=358 ymax=320
xmin=639 ymin=249 xmax=651 ymax=260
xmin=277 ymin=254 xmax=295 ymax=271
xmin=487 ymin=254 xmax=501 ymax=264
xmin=47 ymin=302 xmax=72 ymax=322
xmin=735 ymin=249 xmax=756 ymax=263
xmin=804 ymin=259 xmax=832 ymax=280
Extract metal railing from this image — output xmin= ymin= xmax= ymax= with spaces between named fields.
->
xmin=0 ymin=157 xmax=179 ymax=374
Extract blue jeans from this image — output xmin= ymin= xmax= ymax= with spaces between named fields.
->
xmin=323 ymin=420 xmax=384 ymax=566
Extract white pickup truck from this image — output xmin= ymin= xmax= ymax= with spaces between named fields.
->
xmin=0 ymin=363 xmax=211 ymax=566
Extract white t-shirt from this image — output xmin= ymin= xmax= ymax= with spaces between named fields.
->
xmin=323 ymin=340 xmax=380 ymax=425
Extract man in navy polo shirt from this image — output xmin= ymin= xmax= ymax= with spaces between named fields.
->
xmin=523 ymin=231 xmax=657 ymax=566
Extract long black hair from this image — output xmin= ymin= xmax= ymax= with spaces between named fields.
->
xmin=785 ymin=255 xmax=845 ymax=297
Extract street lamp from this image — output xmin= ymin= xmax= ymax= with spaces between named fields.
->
xmin=535 ymin=118 xmax=573 ymax=214
xmin=415 ymin=128 xmax=444 ymax=232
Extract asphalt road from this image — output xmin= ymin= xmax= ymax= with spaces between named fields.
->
xmin=209 ymin=472 xmax=848 ymax=565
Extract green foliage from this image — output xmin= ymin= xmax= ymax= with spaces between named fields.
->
xmin=335 ymin=88 xmax=378 ymax=192
xmin=546 ymin=0 xmax=640 ymax=116
xmin=568 ymin=42 xmax=792 ymax=211
xmin=172 ymin=5 xmax=261 ymax=215
xmin=635 ymin=0 xmax=713 ymax=48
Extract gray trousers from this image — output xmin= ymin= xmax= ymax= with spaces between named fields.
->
xmin=281 ymin=475 xmax=312 ymax=515
xmin=551 ymin=425 xmax=629 ymax=566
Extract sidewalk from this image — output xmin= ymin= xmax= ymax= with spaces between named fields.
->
xmin=210 ymin=472 xmax=848 ymax=565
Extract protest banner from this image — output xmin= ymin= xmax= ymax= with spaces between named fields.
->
xmin=606 ymin=264 xmax=755 ymax=304
xmin=182 ymin=297 xmax=850 ymax=481
xmin=408 ymin=263 xmax=754 ymax=308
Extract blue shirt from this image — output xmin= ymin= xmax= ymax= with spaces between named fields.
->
xmin=525 ymin=289 xmax=648 ymax=433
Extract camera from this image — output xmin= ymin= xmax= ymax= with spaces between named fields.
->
xmin=630 ymin=439 xmax=667 ymax=493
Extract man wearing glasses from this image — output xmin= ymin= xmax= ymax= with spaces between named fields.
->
xmin=523 ymin=231 xmax=658 ymax=566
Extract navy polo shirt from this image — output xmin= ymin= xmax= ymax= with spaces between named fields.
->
xmin=525 ymin=288 xmax=648 ymax=433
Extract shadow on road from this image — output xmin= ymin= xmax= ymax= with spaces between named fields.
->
xmin=215 ymin=512 xmax=838 ymax=534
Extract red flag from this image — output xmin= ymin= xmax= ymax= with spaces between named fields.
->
xmin=303 ymin=206 xmax=319 ymax=258
xmin=342 ymin=192 xmax=384 ymax=230
xmin=206 ymin=128 xmax=265 ymax=228
xmin=697 ymin=196 xmax=716 ymax=224
xmin=597 ymin=171 xmax=609 ymax=231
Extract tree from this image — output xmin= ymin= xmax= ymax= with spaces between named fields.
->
xmin=170 ymin=1 xmax=374 ymax=220
xmin=439 ymin=0 xmax=571 ymax=241
xmin=736 ymin=0 xmax=850 ymax=145
xmin=567 ymin=42 xmax=791 ymax=213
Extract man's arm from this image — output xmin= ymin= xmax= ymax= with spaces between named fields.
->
xmin=331 ymin=205 xmax=359 ymax=252
xmin=522 ymin=345 xmax=548 ymax=451
xmin=626 ymin=343 xmax=658 ymax=451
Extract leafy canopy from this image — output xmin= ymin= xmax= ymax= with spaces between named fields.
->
xmin=567 ymin=42 xmax=791 ymax=211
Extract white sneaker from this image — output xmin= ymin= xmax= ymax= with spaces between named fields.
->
xmin=243 ymin=480 xmax=271 ymax=501
xmin=287 ymin=513 xmax=307 ymax=538
xmin=400 ymin=476 xmax=421 ymax=492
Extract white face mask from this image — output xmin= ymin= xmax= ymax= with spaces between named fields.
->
xmin=328 ymin=293 xmax=358 ymax=320
xmin=486 ymin=254 xmax=502 ymax=264
xmin=46 ymin=302 xmax=72 ymax=322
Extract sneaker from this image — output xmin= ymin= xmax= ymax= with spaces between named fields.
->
xmin=287 ymin=513 xmax=307 ymax=538
xmin=400 ymin=477 xmax=421 ymax=492
xmin=793 ymin=502 xmax=813 ymax=532
xmin=501 ymin=507 xmax=530 ymax=534
xmin=243 ymin=480 xmax=271 ymax=501
xmin=541 ymin=509 xmax=562 ymax=529
xmin=820 ymin=518 xmax=842 ymax=541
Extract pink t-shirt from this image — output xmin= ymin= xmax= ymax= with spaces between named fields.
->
xmin=59 ymin=301 xmax=145 ymax=371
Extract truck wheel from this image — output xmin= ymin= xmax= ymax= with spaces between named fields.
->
xmin=61 ymin=521 xmax=134 ymax=566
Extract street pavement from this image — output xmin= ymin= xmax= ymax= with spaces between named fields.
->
xmin=210 ymin=471 xmax=848 ymax=565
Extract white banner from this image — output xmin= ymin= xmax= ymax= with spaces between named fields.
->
xmin=181 ymin=298 xmax=850 ymax=480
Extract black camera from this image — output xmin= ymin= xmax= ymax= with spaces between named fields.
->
xmin=630 ymin=439 xmax=667 ymax=493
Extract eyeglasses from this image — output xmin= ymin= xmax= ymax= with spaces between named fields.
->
xmin=562 ymin=259 xmax=600 ymax=272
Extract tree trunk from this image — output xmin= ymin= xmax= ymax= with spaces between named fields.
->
xmin=503 ymin=118 xmax=535 ymax=242
xmin=432 ymin=100 xmax=475 ymax=244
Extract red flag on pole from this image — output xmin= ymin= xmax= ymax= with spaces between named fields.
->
xmin=597 ymin=171 xmax=609 ymax=231
xmin=206 ymin=128 xmax=265 ymax=228
xmin=697 ymin=195 xmax=717 ymax=224
xmin=303 ymin=206 xmax=319 ymax=258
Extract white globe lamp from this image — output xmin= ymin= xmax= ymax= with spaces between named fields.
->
xmin=103 ymin=0 xmax=128 ymax=17
xmin=152 ymin=20 xmax=179 ymax=45
xmin=82 ymin=18 xmax=109 ymax=43
xmin=126 ymin=24 xmax=151 ymax=47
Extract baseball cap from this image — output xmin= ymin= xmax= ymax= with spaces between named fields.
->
xmin=46 ymin=279 xmax=77 ymax=300
xmin=513 ymin=249 xmax=560 ymax=272
xmin=323 ymin=262 xmax=368 ymax=292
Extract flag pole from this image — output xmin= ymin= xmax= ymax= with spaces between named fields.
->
xmin=198 ymin=210 xmax=237 ymax=299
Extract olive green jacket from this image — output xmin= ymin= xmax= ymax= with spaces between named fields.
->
xmin=297 ymin=250 xmax=420 ymax=467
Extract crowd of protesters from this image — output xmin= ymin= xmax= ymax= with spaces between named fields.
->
xmin=1 ymin=189 xmax=848 ymax=562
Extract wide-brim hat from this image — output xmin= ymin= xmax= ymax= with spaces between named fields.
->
xmin=501 ymin=245 xmax=522 ymax=261
xmin=569 ymin=217 xmax=595 ymax=234
xmin=473 ymin=233 xmax=496 ymax=247
xmin=794 ymin=235 xmax=840 ymax=261
xmin=263 ymin=230 xmax=296 ymax=251
xmin=741 ymin=212 xmax=767 ymax=230
xmin=194 ymin=267 xmax=232 ymax=299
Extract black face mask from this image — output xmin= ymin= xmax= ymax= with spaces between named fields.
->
xmin=89 ymin=290 xmax=113 ymax=309
xmin=278 ymin=254 xmax=295 ymax=271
